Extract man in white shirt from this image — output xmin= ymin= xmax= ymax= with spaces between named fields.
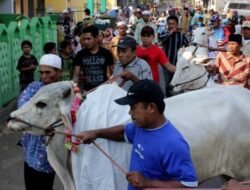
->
xmin=134 ymin=10 xmax=158 ymax=45
xmin=241 ymin=21 xmax=250 ymax=55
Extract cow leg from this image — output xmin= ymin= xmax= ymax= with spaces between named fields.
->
xmin=47 ymin=134 xmax=75 ymax=190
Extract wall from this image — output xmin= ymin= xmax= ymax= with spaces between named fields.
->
xmin=0 ymin=0 xmax=14 ymax=13
xmin=45 ymin=0 xmax=66 ymax=13
xmin=45 ymin=0 xmax=115 ymax=14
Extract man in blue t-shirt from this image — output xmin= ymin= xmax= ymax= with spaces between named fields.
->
xmin=76 ymin=79 xmax=198 ymax=189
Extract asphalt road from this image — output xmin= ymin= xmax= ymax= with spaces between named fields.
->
xmin=0 ymin=124 xmax=63 ymax=190
xmin=0 ymin=123 xmax=225 ymax=190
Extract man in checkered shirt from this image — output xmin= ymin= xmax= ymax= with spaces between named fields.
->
xmin=112 ymin=37 xmax=153 ymax=91
xmin=207 ymin=34 xmax=250 ymax=89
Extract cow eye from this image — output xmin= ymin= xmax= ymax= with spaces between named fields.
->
xmin=36 ymin=101 xmax=47 ymax=109
xmin=182 ymin=66 xmax=189 ymax=70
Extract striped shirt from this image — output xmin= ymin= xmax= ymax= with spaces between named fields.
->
xmin=112 ymin=57 xmax=153 ymax=91
xmin=161 ymin=31 xmax=189 ymax=65
xmin=215 ymin=52 xmax=250 ymax=89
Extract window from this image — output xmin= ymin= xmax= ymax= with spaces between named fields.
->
xmin=239 ymin=3 xmax=250 ymax=10
xmin=228 ymin=3 xmax=240 ymax=9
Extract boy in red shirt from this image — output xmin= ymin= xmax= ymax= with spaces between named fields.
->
xmin=136 ymin=26 xmax=175 ymax=83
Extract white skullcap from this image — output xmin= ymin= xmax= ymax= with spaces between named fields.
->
xmin=117 ymin=21 xmax=127 ymax=27
xmin=136 ymin=8 xmax=141 ymax=12
xmin=242 ymin=21 xmax=250 ymax=28
xmin=39 ymin=54 xmax=62 ymax=69
xmin=62 ymin=9 xmax=68 ymax=13
xmin=142 ymin=10 xmax=150 ymax=16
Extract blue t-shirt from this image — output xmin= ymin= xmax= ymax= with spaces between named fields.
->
xmin=124 ymin=120 xmax=197 ymax=190
xmin=212 ymin=27 xmax=224 ymax=41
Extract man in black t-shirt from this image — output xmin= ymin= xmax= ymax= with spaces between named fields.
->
xmin=73 ymin=25 xmax=114 ymax=91
xmin=17 ymin=40 xmax=38 ymax=91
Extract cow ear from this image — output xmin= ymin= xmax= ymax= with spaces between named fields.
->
xmin=62 ymin=88 xmax=72 ymax=98
xmin=58 ymin=101 xmax=72 ymax=129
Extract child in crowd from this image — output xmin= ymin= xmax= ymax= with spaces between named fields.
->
xmin=43 ymin=42 xmax=57 ymax=54
xmin=16 ymin=40 xmax=38 ymax=92
xmin=59 ymin=40 xmax=74 ymax=80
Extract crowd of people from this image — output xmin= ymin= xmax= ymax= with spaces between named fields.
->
xmin=15 ymin=3 xmax=250 ymax=190
xmin=51 ymin=5 xmax=250 ymax=91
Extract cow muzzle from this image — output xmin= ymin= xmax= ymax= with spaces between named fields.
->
xmin=7 ymin=117 xmax=29 ymax=131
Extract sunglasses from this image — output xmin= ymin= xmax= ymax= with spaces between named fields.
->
xmin=242 ymin=27 xmax=250 ymax=30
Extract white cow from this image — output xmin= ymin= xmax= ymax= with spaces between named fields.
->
xmin=7 ymin=81 xmax=76 ymax=190
xmin=7 ymin=81 xmax=250 ymax=190
xmin=170 ymin=27 xmax=216 ymax=94
xmin=170 ymin=49 xmax=217 ymax=94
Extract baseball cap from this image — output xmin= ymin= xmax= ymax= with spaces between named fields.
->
xmin=115 ymin=79 xmax=165 ymax=107
xmin=242 ymin=21 xmax=250 ymax=28
xmin=39 ymin=54 xmax=62 ymax=69
xmin=210 ymin=15 xmax=220 ymax=21
xmin=117 ymin=37 xmax=137 ymax=49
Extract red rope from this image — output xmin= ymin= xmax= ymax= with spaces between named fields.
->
xmin=53 ymin=131 xmax=127 ymax=175
xmin=92 ymin=141 xmax=127 ymax=175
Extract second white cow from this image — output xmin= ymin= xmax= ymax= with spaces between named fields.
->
xmin=170 ymin=27 xmax=216 ymax=94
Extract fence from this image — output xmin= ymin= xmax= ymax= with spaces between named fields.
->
xmin=0 ymin=14 xmax=57 ymax=108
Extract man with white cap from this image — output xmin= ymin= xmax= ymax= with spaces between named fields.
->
xmin=241 ymin=21 xmax=250 ymax=55
xmin=110 ymin=21 xmax=134 ymax=62
xmin=18 ymin=54 xmax=62 ymax=190
xmin=62 ymin=9 xmax=71 ymax=37
xmin=135 ymin=8 xmax=143 ymax=25
xmin=129 ymin=9 xmax=138 ymax=28
xmin=134 ymin=10 xmax=158 ymax=45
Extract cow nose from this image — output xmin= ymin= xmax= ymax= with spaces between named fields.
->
xmin=6 ymin=116 xmax=13 ymax=122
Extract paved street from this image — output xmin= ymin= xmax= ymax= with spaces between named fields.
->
xmin=0 ymin=124 xmax=63 ymax=190
xmin=0 ymin=124 xmax=225 ymax=190
xmin=0 ymin=125 xmax=23 ymax=190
